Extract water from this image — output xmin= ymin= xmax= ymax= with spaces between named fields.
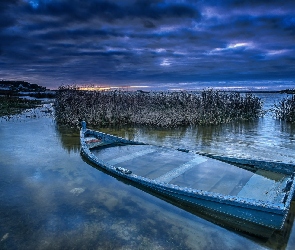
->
xmin=0 ymin=94 xmax=295 ymax=249
xmin=136 ymin=80 xmax=295 ymax=92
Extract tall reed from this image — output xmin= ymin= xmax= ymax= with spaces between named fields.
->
xmin=54 ymin=86 xmax=263 ymax=127
xmin=273 ymin=95 xmax=295 ymax=122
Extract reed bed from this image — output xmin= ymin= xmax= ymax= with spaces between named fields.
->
xmin=54 ymin=86 xmax=263 ymax=127
xmin=0 ymin=96 xmax=41 ymax=117
xmin=273 ymin=95 xmax=295 ymax=122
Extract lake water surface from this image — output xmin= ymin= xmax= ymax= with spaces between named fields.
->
xmin=0 ymin=93 xmax=295 ymax=249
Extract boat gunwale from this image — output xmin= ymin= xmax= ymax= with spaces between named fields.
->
xmin=195 ymin=151 xmax=295 ymax=175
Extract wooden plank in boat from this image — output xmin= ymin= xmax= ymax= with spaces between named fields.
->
xmin=91 ymin=143 xmax=291 ymax=200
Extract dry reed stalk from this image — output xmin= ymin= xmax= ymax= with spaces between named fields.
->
xmin=54 ymin=86 xmax=263 ymax=127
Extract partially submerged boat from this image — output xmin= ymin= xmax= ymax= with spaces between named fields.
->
xmin=80 ymin=121 xmax=295 ymax=237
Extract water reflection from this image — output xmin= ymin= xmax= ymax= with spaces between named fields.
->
xmin=278 ymin=121 xmax=295 ymax=141
xmin=80 ymin=115 xmax=294 ymax=165
xmin=85 ymin=120 xmax=261 ymax=150
xmin=1 ymin=95 xmax=295 ymax=249
xmin=55 ymin=124 xmax=80 ymax=153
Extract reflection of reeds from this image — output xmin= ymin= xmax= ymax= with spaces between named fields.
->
xmin=54 ymin=86 xmax=263 ymax=127
xmin=273 ymin=95 xmax=295 ymax=122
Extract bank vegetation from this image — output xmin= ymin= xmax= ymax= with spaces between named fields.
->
xmin=273 ymin=95 xmax=295 ymax=122
xmin=0 ymin=96 xmax=41 ymax=117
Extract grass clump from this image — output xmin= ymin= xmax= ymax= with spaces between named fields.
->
xmin=0 ymin=96 xmax=41 ymax=117
xmin=54 ymin=86 xmax=263 ymax=127
xmin=273 ymin=95 xmax=295 ymax=122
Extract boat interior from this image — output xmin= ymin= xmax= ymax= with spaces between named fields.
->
xmin=88 ymin=141 xmax=290 ymax=204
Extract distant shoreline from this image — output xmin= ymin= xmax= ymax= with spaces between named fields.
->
xmin=0 ymin=80 xmax=56 ymax=98
xmin=0 ymin=80 xmax=294 ymax=95
xmin=218 ymin=89 xmax=295 ymax=94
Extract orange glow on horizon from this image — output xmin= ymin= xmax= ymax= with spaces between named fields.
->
xmin=77 ymin=85 xmax=150 ymax=91
xmin=78 ymin=86 xmax=112 ymax=91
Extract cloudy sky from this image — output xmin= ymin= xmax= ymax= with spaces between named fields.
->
xmin=0 ymin=0 xmax=295 ymax=89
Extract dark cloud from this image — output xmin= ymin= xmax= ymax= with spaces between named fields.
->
xmin=24 ymin=0 xmax=200 ymax=23
xmin=0 ymin=0 xmax=294 ymax=89
xmin=26 ymin=0 xmax=123 ymax=22
xmin=143 ymin=20 xmax=156 ymax=28
xmin=0 ymin=0 xmax=20 ymax=28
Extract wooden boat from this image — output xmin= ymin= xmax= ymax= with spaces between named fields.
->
xmin=80 ymin=121 xmax=295 ymax=237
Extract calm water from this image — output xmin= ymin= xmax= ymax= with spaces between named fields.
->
xmin=0 ymin=93 xmax=295 ymax=249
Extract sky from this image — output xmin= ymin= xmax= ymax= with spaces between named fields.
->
xmin=0 ymin=0 xmax=295 ymax=90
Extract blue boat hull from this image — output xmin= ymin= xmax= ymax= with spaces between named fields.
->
xmin=80 ymin=121 xmax=295 ymax=237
